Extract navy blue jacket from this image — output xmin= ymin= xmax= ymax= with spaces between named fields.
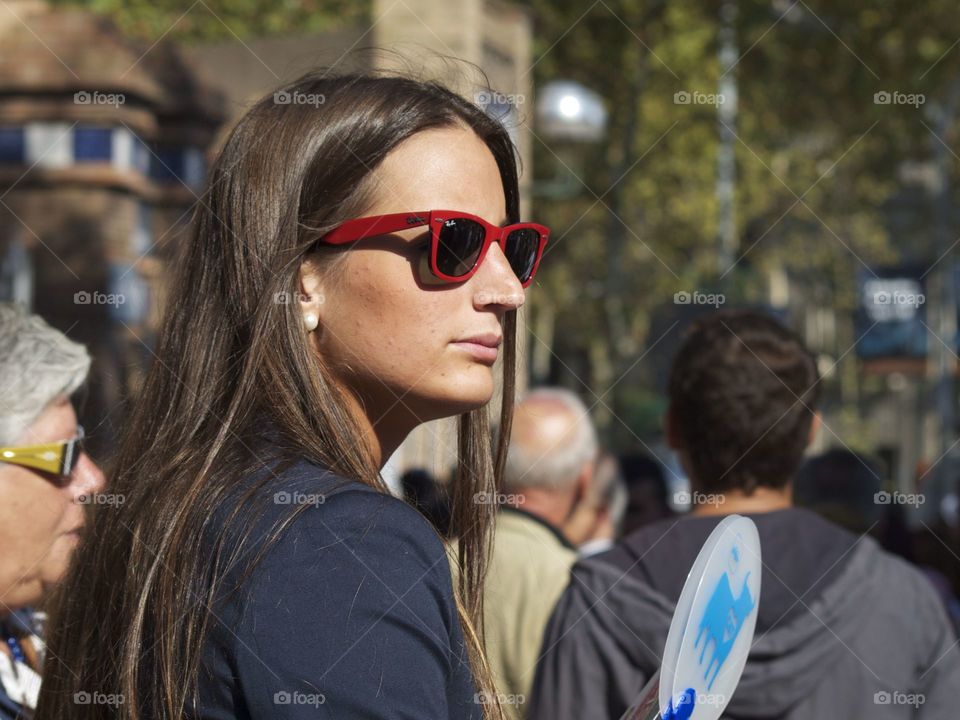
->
xmin=194 ymin=459 xmax=480 ymax=719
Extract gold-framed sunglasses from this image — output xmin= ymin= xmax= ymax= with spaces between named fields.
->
xmin=0 ymin=426 xmax=85 ymax=477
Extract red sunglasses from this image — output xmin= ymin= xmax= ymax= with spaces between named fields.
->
xmin=319 ymin=210 xmax=550 ymax=288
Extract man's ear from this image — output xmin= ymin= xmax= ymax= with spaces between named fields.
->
xmin=577 ymin=461 xmax=594 ymax=502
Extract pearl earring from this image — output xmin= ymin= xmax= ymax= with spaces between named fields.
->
xmin=303 ymin=312 xmax=319 ymax=332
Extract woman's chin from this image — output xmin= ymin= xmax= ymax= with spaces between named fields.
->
xmin=420 ymin=374 xmax=495 ymax=419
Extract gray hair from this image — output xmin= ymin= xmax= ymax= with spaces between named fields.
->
xmin=0 ymin=303 xmax=90 ymax=445
xmin=503 ymin=387 xmax=598 ymax=492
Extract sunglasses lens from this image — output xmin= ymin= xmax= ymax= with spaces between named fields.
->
xmin=436 ymin=218 xmax=487 ymax=278
xmin=505 ymin=228 xmax=542 ymax=283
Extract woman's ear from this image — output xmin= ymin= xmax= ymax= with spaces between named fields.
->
xmin=298 ymin=257 xmax=326 ymax=333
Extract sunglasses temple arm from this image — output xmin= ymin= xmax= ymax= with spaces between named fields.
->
xmin=0 ymin=442 xmax=70 ymax=475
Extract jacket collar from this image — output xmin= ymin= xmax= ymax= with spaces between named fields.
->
xmin=500 ymin=505 xmax=577 ymax=551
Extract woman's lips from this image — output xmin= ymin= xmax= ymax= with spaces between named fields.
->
xmin=452 ymin=341 xmax=499 ymax=364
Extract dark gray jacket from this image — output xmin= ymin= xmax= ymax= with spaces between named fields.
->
xmin=529 ymin=508 xmax=960 ymax=719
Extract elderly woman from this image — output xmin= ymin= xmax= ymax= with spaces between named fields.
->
xmin=0 ymin=303 xmax=105 ymax=719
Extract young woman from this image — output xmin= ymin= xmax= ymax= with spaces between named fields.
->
xmin=34 ymin=70 xmax=549 ymax=720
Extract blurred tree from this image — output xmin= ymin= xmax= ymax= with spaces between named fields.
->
xmin=52 ymin=0 xmax=960 ymax=451
xmin=53 ymin=0 xmax=370 ymax=40
xmin=521 ymin=0 xmax=960 ymax=448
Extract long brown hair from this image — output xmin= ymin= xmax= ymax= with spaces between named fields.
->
xmin=35 ymin=69 xmax=519 ymax=720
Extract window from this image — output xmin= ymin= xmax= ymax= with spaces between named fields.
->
xmin=149 ymin=145 xmax=205 ymax=188
xmin=131 ymin=135 xmax=151 ymax=175
xmin=0 ymin=127 xmax=25 ymax=165
xmin=74 ymin=127 xmax=113 ymax=162
xmin=183 ymin=147 xmax=205 ymax=189
xmin=133 ymin=203 xmax=152 ymax=255
xmin=150 ymin=146 xmax=184 ymax=184
xmin=25 ymin=123 xmax=72 ymax=168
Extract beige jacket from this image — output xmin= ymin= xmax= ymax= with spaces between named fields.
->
xmin=479 ymin=508 xmax=577 ymax=720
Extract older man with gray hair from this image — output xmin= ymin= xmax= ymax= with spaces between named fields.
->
xmin=479 ymin=386 xmax=599 ymax=718
xmin=0 ymin=303 xmax=105 ymax=719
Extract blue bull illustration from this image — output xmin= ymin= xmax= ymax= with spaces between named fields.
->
xmin=694 ymin=571 xmax=755 ymax=690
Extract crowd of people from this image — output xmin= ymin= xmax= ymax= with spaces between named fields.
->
xmin=1 ymin=69 xmax=959 ymax=720
xmin=402 ymin=311 xmax=960 ymax=719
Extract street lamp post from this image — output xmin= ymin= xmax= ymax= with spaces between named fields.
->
xmin=533 ymin=80 xmax=608 ymax=199
xmin=529 ymin=80 xmax=608 ymax=385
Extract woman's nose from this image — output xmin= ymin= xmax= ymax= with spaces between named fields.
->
xmin=473 ymin=242 xmax=525 ymax=311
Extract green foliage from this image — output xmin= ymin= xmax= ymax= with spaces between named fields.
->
xmin=52 ymin=0 xmax=370 ymax=41
xmin=520 ymin=0 xmax=960 ymax=447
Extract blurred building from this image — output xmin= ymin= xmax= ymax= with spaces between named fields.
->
xmin=0 ymin=0 xmax=226 ymax=453
xmin=0 ymin=0 xmax=534 ymax=480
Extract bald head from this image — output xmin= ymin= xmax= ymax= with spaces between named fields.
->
xmin=503 ymin=388 xmax=598 ymax=492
